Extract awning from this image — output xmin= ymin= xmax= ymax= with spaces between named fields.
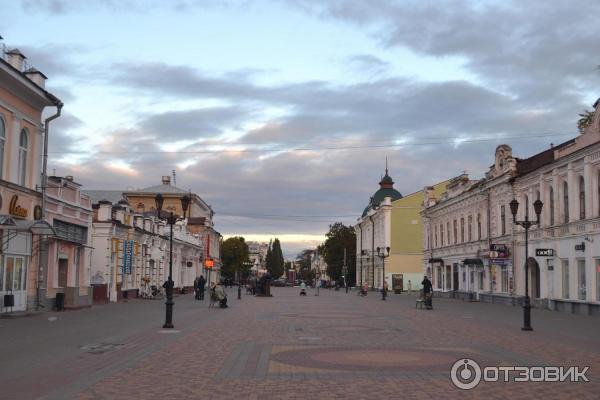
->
xmin=428 ymin=258 xmax=444 ymax=264
xmin=0 ymin=216 xmax=56 ymax=235
xmin=463 ymin=258 xmax=484 ymax=266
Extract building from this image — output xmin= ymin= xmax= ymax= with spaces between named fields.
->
xmin=247 ymin=241 xmax=268 ymax=276
xmin=355 ymin=167 xmax=403 ymax=290
xmin=0 ymin=43 xmax=62 ymax=313
xmin=310 ymin=250 xmax=329 ymax=282
xmin=422 ymin=98 xmax=600 ymax=315
xmin=355 ymin=167 xmax=450 ymax=291
xmin=42 ymin=176 xmax=93 ymax=309
xmin=123 ymin=176 xmax=222 ymax=284
xmin=89 ymin=199 xmax=203 ymax=303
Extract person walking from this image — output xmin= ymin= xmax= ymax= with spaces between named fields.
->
xmin=193 ymin=277 xmax=199 ymax=300
xmin=198 ymin=275 xmax=206 ymax=301
xmin=382 ymin=280 xmax=388 ymax=301
xmin=407 ymin=280 xmax=412 ymax=295
xmin=421 ymin=275 xmax=433 ymax=309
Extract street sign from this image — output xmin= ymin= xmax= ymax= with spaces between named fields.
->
xmin=123 ymin=240 xmax=134 ymax=274
xmin=535 ymin=249 xmax=554 ymax=257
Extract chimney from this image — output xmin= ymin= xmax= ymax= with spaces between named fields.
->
xmin=98 ymin=200 xmax=112 ymax=221
xmin=6 ymin=48 xmax=26 ymax=71
xmin=24 ymin=67 xmax=47 ymax=88
xmin=161 ymin=176 xmax=171 ymax=185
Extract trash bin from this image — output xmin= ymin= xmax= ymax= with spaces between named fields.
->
xmin=55 ymin=293 xmax=65 ymax=311
xmin=3 ymin=294 xmax=14 ymax=308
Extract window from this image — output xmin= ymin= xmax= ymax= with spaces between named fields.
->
xmin=562 ymin=259 xmax=570 ymax=299
xmin=440 ymin=224 xmax=444 ymax=246
xmin=53 ymin=220 xmax=88 ymax=244
xmin=524 ymin=195 xmax=529 ymax=218
xmin=460 ymin=218 xmax=465 ymax=243
xmin=579 ymin=176 xmax=585 ymax=220
xmin=446 ymin=222 xmax=450 ymax=246
xmin=0 ymin=116 xmax=5 ymax=179
xmin=468 ymin=215 xmax=472 ymax=242
xmin=578 ymin=259 xmax=586 ymax=300
xmin=434 ymin=225 xmax=438 ymax=248
xmin=549 ymin=186 xmax=555 ymax=225
xmin=477 ymin=214 xmax=482 ymax=240
xmin=563 ymin=181 xmax=569 ymax=223
xmin=501 ymin=205 xmax=506 ymax=235
xmin=501 ymin=266 xmax=508 ymax=292
xmin=18 ymin=129 xmax=28 ymax=186
xmin=453 ymin=220 xmax=458 ymax=244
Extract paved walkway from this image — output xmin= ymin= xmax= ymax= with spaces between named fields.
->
xmin=1 ymin=288 xmax=599 ymax=399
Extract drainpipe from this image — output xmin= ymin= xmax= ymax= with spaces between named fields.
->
xmin=358 ymin=225 xmax=363 ymax=287
xmin=36 ymin=101 xmax=63 ymax=310
xmin=369 ymin=214 xmax=375 ymax=289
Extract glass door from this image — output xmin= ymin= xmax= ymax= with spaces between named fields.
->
xmin=2 ymin=256 xmax=27 ymax=311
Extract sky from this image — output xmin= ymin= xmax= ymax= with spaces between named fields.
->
xmin=1 ymin=0 xmax=599 ymax=258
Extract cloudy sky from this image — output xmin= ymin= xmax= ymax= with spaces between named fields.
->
xmin=2 ymin=0 xmax=599 ymax=257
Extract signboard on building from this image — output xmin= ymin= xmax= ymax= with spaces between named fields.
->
xmin=575 ymin=242 xmax=585 ymax=251
xmin=204 ymin=259 xmax=214 ymax=269
xmin=536 ymin=249 xmax=554 ymax=257
xmin=489 ymin=244 xmax=509 ymax=258
xmin=123 ymin=240 xmax=134 ymax=274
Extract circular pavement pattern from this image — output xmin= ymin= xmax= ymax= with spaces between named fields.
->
xmin=271 ymin=347 xmax=460 ymax=372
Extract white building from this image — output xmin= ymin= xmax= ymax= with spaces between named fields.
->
xmin=90 ymin=199 xmax=203 ymax=303
xmin=423 ymin=98 xmax=600 ymax=315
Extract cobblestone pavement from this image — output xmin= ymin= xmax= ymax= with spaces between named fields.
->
xmin=2 ymin=288 xmax=599 ymax=399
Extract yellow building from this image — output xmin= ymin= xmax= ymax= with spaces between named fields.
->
xmin=355 ymin=171 xmax=449 ymax=291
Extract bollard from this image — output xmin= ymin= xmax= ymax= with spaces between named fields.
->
xmin=238 ymin=284 xmax=241 ymax=300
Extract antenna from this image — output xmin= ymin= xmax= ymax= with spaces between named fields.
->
xmin=172 ymin=169 xmax=176 ymax=185
xmin=385 ymin=156 xmax=388 ymax=174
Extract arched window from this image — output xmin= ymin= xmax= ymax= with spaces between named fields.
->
xmin=549 ymin=186 xmax=555 ymax=226
xmin=18 ymin=129 xmax=28 ymax=186
xmin=563 ymin=181 xmax=569 ymax=223
xmin=579 ymin=176 xmax=585 ymax=220
xmin=524 ymin=195 xmax=529 ymax=218
xmin=0 ymin=117 xmax=5 ymax=179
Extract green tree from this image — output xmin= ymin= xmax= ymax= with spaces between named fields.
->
xmin=270 ymin=238 xmax=285 ymax=278
xmin=296 ymin=249 xmax=314 ymax=284
xmin=265 ymin=240 xmax=273 ymax=275
xmin=323 ymin=222 xmax=356 ymax=285
xmin=578 ymin=109 xmax=595 ymax=134
xmin=220 ymin=236 xmax=249 ymax=281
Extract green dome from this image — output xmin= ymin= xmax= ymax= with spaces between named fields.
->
xmin=361 ymin=169 xmax=402 ymax=217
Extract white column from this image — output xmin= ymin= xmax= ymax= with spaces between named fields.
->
xmin=568 ymin=163 xmax=577 ymax=223
xmin=552 ymin=169 xmax=560 ymax=224
xmin=584 ymin=158 xmax=593 ymax=219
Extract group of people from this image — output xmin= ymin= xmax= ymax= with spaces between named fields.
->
xmin=193 ymin=275 xmax=228 ymax=308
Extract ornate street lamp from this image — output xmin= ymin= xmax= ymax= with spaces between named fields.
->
xmin=510 ymin=198 xmax=543 ymax=331
xmin=376 ymin=246 xmax=390 ymax=300
xmin=155 ymin=193 xmax=191 ymax=329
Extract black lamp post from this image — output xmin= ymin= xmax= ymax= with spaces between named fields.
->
xmin=510 ymin=198 xmax=543 ymax=331
xmin=155 ymin=193 xmax=191 ymax=329
xmin=376 ymin=246 xmax=390 ymax=300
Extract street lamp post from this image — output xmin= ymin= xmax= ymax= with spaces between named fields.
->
xmin=376 ymin=246 xmax=390 ymax=300
xmin=155 ymin=193 xmax=191 ymax=329
xmin=509 ymin=198 xmax=543 ymax=331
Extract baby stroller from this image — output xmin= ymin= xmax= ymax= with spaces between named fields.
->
xmin=299 ymin=283 xmax=307 ymax=296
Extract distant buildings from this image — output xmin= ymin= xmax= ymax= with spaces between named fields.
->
xmin=247 ymin=241 xmax=268 ymax=275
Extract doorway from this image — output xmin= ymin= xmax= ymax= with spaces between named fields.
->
xmin=58 ymin=258 xmax=68 ymax=288
xmin=528 ymin=257 xmax=540 ymax=298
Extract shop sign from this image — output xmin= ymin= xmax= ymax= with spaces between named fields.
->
xmin=9 ymin=195 xmax=28 ymax=218
xmin=204 ymin=259 xmax=214 ymax=269
xmin=575 ymin=242 xmax=585 ymax=251
xmin=123 ymin=240 xmax=134 ymax=274
xmin=186 ymin=261 xmax=193 ymax=267
xmin=489 ymin=244 xmax=509 ymax=258
xmin=536 ymin=249 xmax=555 ymax=257
xmin=491 ymin=258 xmax=511 ymax=266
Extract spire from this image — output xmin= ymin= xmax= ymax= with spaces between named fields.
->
xmin=379 ymin=158 xmax=394 ymax=188
xmin=385 ymin=156 xmax=388 ymax=175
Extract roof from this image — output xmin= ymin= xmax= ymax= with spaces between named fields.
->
xmin=361 ymin=170 xmax=403 ymax=217
xmin=83 ymin=190 xmax=126 ymax=204
xmin=516 ymin=139 xmax=574 ymax=176
xmin=128 ymin=183 xmax=189 ymax=195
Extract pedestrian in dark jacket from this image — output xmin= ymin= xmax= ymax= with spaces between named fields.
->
xmin=193 ymin=277 xmax=199 ymax=300
xmin=422 ymin=275 xmax=433 ymax=309
xmin=198 ymin=275 xmax=206 ymax=300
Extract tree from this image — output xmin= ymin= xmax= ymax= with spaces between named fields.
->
xmin=322 ymin=222 xmax=356 ymax=285
xmin=265 ymin=240 xmax=273 ymax=275
xmin=296 ymin=249 xmax=314 ymax=283
xmin=270 ymin=238 xmax=285 ymax=278
xmin=578 ymin=109 xmax=595 ymax=134
xmin=220 ymin=237 xmax=249 ymax=281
